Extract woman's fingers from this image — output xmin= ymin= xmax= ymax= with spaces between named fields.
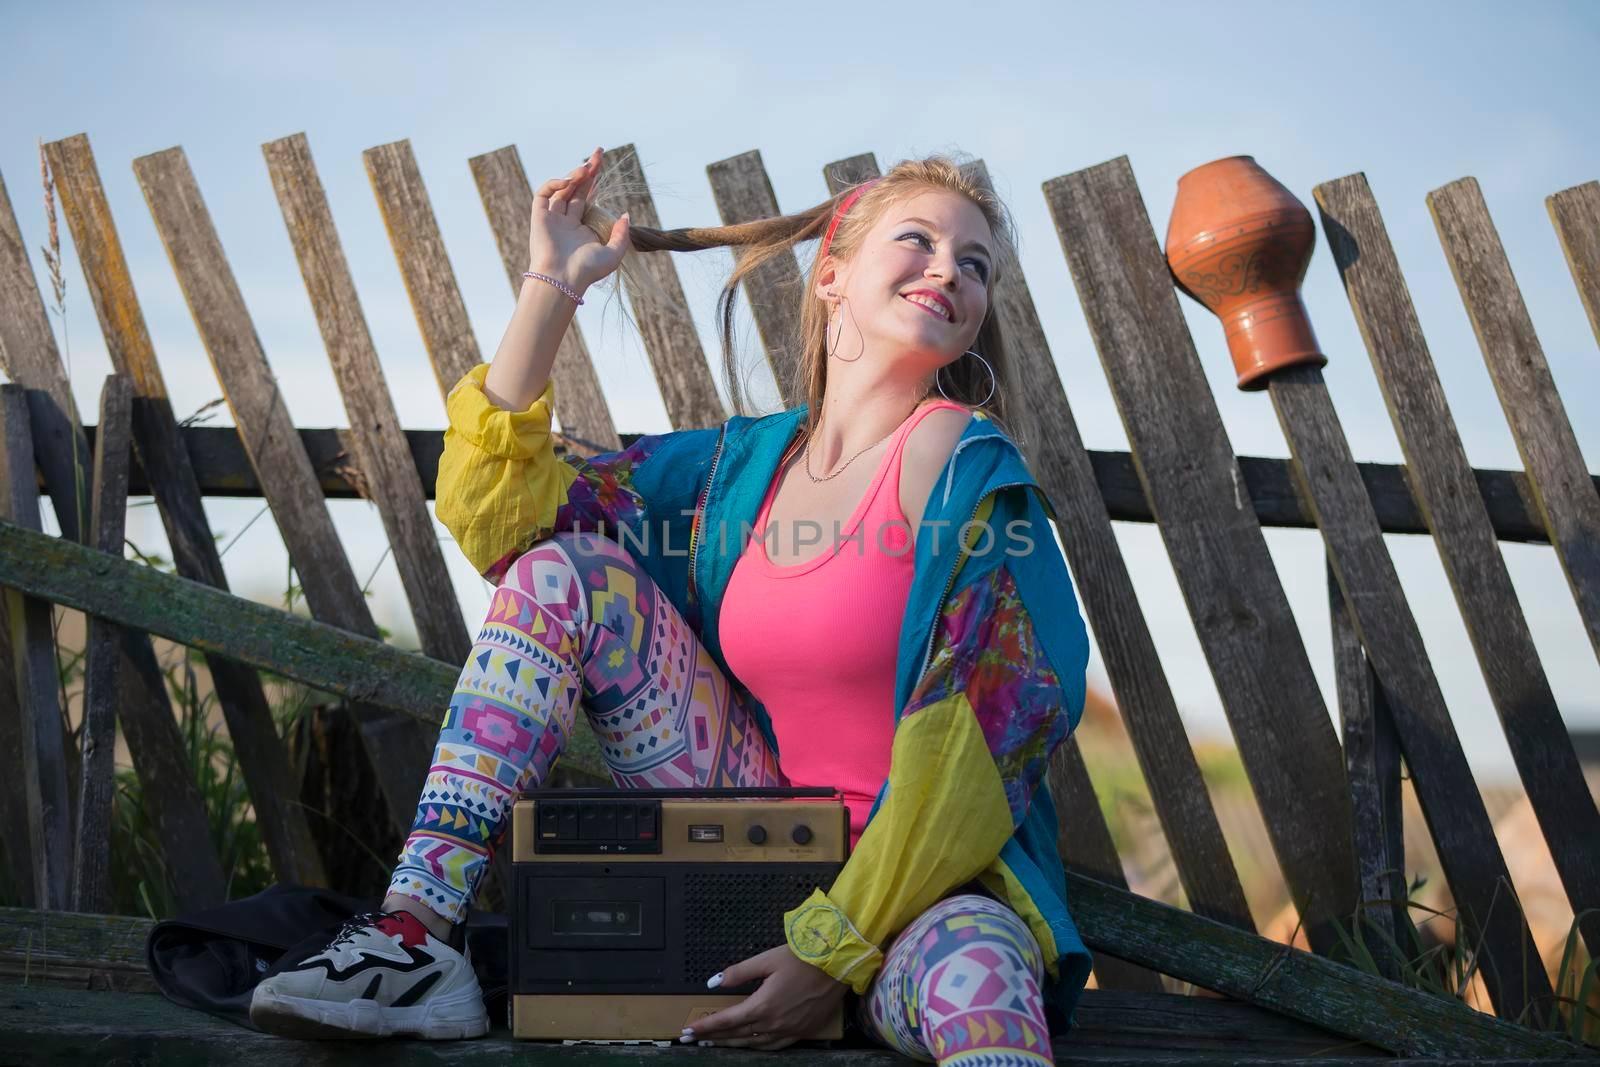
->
xmin=533 ymin=176 xmax=572 ymax=210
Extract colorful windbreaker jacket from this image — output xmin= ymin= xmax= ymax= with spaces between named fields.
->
xmin=437 ymin=363 xmax=1095 ymax=1026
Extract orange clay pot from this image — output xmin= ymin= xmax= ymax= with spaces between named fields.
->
xmin=1165 ymin=155 xmax=1328 ymax=390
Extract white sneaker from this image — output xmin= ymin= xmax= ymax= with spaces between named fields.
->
xmin=249 ymin=909 xmax=490 ymax=1040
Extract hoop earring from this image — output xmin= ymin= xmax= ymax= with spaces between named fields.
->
xmin=824 ymin=294 xmax=866 ymax=363
xmin=937 ymin=348 xmax=997 ymax=407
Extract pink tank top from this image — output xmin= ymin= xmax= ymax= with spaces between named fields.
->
xmin=719 ymin=401 xmax=969 ymax=848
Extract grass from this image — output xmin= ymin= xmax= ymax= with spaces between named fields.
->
xmin=1328 ymin=882 xmax=1599 ymax=1046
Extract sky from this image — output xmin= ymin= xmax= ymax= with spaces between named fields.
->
xmin=3 ymin=0 xmax=1598 ymax=784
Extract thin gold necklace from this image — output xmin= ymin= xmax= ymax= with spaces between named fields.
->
xmin=801 ymin=401 xmax=921 ymax=483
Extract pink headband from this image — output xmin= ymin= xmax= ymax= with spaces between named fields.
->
xmin=819 ymin=178 xmax=881 ymax=262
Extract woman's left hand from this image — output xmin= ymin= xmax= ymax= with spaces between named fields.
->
xmin=681 ymin=943 xmax=848 ymax=1049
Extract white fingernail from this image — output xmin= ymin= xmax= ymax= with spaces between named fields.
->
xmin=677 ymin=1034 xmax=693 ymax=1044
xmin=706 ymin=972 xmax=724 ymax=989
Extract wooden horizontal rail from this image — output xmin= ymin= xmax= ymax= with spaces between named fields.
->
xmin=74 ymin=418 xmax=1590 ymax=544
xmin=0 ymin=888 xmax=1586 ymax=1059
xmin=0 ymin=515 xmax=608 ymax=782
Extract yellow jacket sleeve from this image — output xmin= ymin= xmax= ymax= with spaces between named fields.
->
xmin=436 ymin=363 xmax=578 ymax=580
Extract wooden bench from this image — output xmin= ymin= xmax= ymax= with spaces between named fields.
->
xmin=0 ymin=134 xmax=1594 ymax=1060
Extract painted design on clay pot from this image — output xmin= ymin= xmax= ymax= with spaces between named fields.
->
xmin=1165 ymin=155 xmax=1328 ymax=391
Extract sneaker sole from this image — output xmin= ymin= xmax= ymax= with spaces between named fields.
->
xmin=250 ymin=984 xmax=490 ymax=1040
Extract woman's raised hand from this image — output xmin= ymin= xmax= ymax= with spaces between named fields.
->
xmin=529 ymin=146 xmax=632 ymax=295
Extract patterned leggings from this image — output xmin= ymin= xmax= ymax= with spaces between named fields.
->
xmin=387 ymin=530 xmax=1051 ymax=1064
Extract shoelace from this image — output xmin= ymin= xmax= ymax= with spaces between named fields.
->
xmin=328 ymin=910 xmax=397 ymax=948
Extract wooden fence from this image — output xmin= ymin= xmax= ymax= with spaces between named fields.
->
xmin=0 ymin=132 xmax=1596 ymax=1059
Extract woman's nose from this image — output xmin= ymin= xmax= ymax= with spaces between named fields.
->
xmin=925 ymin=254 xmax=960 ymax=286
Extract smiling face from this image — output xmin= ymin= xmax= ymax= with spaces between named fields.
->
xmin=815 ymin=187 xmax=995 ymax=380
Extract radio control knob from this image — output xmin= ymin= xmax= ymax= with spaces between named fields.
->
xmin=791 ymin=824 xmax=813 ymax=845
xmin=746 ymin=825 xmax=768 ymax=845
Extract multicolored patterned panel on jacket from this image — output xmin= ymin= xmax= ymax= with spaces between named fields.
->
xmin=484 ymin=431 xmax=671 ymax=586
xmin=904 ymin=563 xmax=1070 ymax=825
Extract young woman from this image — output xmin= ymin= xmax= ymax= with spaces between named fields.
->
xmin=251 ymin=147 xmax=1093 ymax=1064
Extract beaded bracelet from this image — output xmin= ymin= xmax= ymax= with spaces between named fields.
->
xmin=522 ymin=270 xmax=584 ymax=306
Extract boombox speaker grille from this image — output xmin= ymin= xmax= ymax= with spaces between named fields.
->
xmin=681 ymin=870 xmax=822 ymax=982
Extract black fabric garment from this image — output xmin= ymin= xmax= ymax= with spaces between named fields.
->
xmin=144 ymin=883 xmax=508 ymax=1031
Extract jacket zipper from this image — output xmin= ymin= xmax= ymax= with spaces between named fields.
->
xmin=916 ymin=479 xmax=1031 ymax=681
xmin=686 ymin=423 xmax=726 ymax=608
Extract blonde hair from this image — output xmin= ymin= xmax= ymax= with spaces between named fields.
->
xmin=582 ymin=151 xmax=1021 ymax=452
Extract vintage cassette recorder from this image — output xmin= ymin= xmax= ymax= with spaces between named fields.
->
xmin=509 ymin=787 xmax=850 ymax=1041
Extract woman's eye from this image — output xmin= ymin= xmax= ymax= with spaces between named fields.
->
xmin=901 ymin=232 xmax=989 ymax=281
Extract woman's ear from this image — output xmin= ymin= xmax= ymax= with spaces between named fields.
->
xmin=813 ymin=255 xmax=841 ymax=308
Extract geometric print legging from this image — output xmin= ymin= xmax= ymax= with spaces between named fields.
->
xmin=386 ymin=530 xmax=1052 ymax=1064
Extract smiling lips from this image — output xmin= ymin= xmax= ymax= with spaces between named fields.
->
xmin=901 ymin=290 xmax=955 ymax=323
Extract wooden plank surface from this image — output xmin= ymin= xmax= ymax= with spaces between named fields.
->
xmin=0 ymin=387 xmax=73 ymax=909
xmin=1316 ymin=172 xmax=1600 ymax=964
xmin=470 ymin=144 xmax=621 ymax=450
xmin=72 ymin=374 xmax=132 ymax=914
xmin=4 ymin=891 xmax=1581 ymax=1061
xmin=132 ymin=144 xmax=431 ymax=838
xmin=2 ymin=984 xmax=1458 ymax=1065
xmin=0 ymin=514 xmax=609 ymax=782
xmin=262 ymin=132 xmax=470 ymax=666
xmin=1268 ymin=365 xmax=1550 ymax=1018
xmin=1043 ymin=155 xmax=1357 ymax=956
xmin=1328 ymin=559 xmax=1405 ymax=982
xmin=1546 ymin=179 xmax=1600 ymax=348
xmin=41 ymin=132 xmax=325 ymax=887
xmin=706 ymin=149 xmax=807 ymax=408
xmin=363 ymin=139 xmax=482 ymax=400
xmin=1429 ymin=176 xmax=1600 ymax=664
xmin=600 ymin=143 xmax=725 ymax=430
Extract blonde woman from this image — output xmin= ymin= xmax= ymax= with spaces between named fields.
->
xmin=252 ymin=146 xmax=1092 ymax=1065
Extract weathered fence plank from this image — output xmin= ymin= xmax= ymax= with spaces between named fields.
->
xmin=363 ymin=139 xmax=482 ymax=400
xmin=1 ymin=165 xmax=232 ymax=911
xmin=0 ymin=514 xmax=610 ymax=783
xmin=0 ymin=183 xmax=91 ymax=546
xmin=965 ymin=156 xmax=1254 ymax=935
xmin=132 ymin=144 xmax=431 ymax=838
xmin=0 ymin=617 xmax=35 ymax=907
xmin=1268 ymin=363 xmax=1550 ymax=1018
xmin=0 ymin=387 xmax=73 ymax=909
xmin=1065 ymin=873 xmax=1585 ymax=1059
xmin=470 ymin=144 xmax=621 ymax=451
xmin=72 ymin=374 xmax=133 ymax=914
xmin=1328 ymin=559 xmax=1406 ymax=982
xmin=1043 ymin=155 xmax=1357 ymax=957
xmin=1546 ymin=180 xmax=1600 ymax=348
xmin=707 ymin=149 xmax=807 ymax=408
xmin=1429 ymin=176 xmax=1600 ymax=664
xmin=40 ymin=132 xmax=324 ymax=887
xmin=262 ymin=131 xmax=470 ymax=667
xmin=602 ymin=143 xmax=726 ymax=430
xmin=1046 ymin=745 xmax=1168 ymax=992
xmin=1315 ymin=172 xmax=1600 ymax=963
